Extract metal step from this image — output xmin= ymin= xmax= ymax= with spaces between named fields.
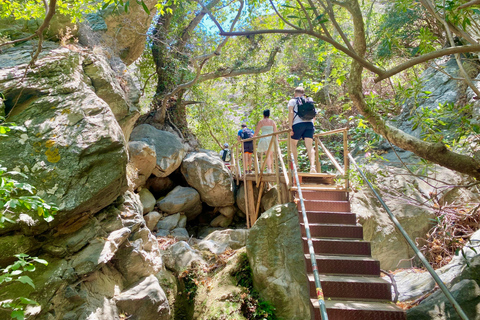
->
xmin=300 ymin=223 xmax=363 ymax=239
xmin=301 ymin=200 xmax=351 ymax=212
xmin=312 ymin=299 xmax=406 ymax=320
xmin=298 ymin=190 xmax=348 ymax=201
xmin=305 ymin=254 xmax=380 ymax=276
xmin=298 ymin=211 xmax=357 ymax=225
xmin=302 ymin=238 xmax=371 ymax=256
xmin=308 ymin=274 xmax=392 ymax=300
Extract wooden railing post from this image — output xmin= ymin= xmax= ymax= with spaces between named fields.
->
xmin=315 ymin=136 xmax=321 ymax=173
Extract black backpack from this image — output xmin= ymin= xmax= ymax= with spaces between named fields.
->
xmin=295 ymin=96 xmax=317 ymax=120
xmin=221 ymin=149 xmax=231 ymax=162
xmin=241 ymin=128 xmax=254 ymax=140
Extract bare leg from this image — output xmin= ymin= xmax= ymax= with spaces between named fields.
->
xmin=305 ymin=138 xmax=316 ymax=173
xmin=266 ymin=151 xmax=273 ymax=172
xmin=290 ymin=139 xmax=299 ymax=167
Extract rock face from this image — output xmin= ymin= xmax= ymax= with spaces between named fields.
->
xmin=128 ymin=141 xmax=156 ymax=189
xmin=0 ymin=191 xmax=168 ymax=319
xmin=0 ymin=43 xmax=138 ymax=234
xmin=193 ymin=248 xmax=248 ymax=320
xmin=130 ymin=124 xmax=187 ymax=178
xmin=80 ymin=0 xmax=158 ymax=65
xmin=351 ymin=163 xmax=460 ymax=270
xmin=139 ymin=188 xmax=156 ymax=214
xmin=407 ymin=279 xmax=480 ymax=320
xmin=181 ymin=152 xmax=235 ymax=207
xmin=389 ymin=230 xmax=480 ymax=307
xmin=114 ymin=275 xmax=170 ymax=320
xmin=246 ymin=203 xmax=311 ymax=320
xmin=158 ymin=186 xmax=202 ymax=220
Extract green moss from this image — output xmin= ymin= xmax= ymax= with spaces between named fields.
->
xmin=232 ymin=253 xmax=278 ymax=320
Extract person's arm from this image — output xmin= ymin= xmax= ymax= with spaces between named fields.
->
xmin=288 ymin=102 xmax=294 ymax=135
xmin=254 ymin=121 xmax=263 ymax=137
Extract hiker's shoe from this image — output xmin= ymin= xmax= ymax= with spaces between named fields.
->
xmin=309 ymin=167 xmax=317 ymax=173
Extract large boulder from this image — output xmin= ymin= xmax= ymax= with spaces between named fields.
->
xmin=0 ymin=43 xmax=133 ymax=235
xmin=261 ymin=185 xmax=281 ymax=212
xmin=181 ymin=152 xmax=234 ymax=207
xmin=236 ymin=183 xmax=260 ymax=216
xmin=246 ymin=203 xmax=311 ymax=320
xmin=128 ymin=141 xmax=156 ymax=189
xmin=388 ymin=229 xmax=480 ymax=303
xmin=407 ymin=279 xmax=480 ymax=320
xmin=114 ymin=275 xmax=170 ymax=320
xmin=158 ymin=186 xmax=202 ymax=220
xmin=139 ymin=188 xmax=156 ymax=214
xmin=130 ymin=124 xmax=187 ymax=178
xmin=79 ymin=0 xmax=158 ymax=65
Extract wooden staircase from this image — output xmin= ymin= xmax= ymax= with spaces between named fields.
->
xmin=294 ymin=187 xmax=406 ymax=320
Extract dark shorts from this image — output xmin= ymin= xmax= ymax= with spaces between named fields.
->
xmin=243 ymin=141 xmax=253 ymax=153
xmin=292 ymin=122 xmax=314 ymax=140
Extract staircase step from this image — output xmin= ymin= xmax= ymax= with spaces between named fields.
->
xmin=302 ymin=238 xmax=371 ymax=256
xmin=301 ymin=200 xmax=351 ymax=212
xmin=300 ymin=223 xmax=363 ymax=239
xmin=299 ymin=211 xmax=357 ymax=225
xmin=308 ymin=274 xmax=392 ymax=300
xmin=305 ymin=254 xmax=380 ymax=276
xmin=298 ymin=190 xmax=348 ymax=201
xmin=312 ymin=299 xmax=406 ymax=320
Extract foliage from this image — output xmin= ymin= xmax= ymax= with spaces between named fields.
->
xmin=0 ymin=254 xmax=48 ymax=320
xmin=0 ymin=0 xmax=153 ymax=23
xmin=232 ymin=253 xmax=277 ymax=320
xmin=0 ymin=119 xmax=57 ymax=319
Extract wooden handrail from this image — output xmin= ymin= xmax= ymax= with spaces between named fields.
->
xmin=314 ymin=127 xmax=348 ymax=137
xmin=240 ymin=129 xmax=291 ymax=142
xmin=317 ymin=139 xmax=345 ymax=175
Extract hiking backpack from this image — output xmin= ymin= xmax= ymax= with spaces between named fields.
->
xmin=221 ymin=149 xmax=231 ymax=162
xmin=295 ymin=96 xmax=317 ymax=120
xmin=241 ymin=128 xmax=254 ymax=140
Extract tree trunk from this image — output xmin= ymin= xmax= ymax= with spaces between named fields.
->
xmin=346 ymin=0 xmax=480 ymax=179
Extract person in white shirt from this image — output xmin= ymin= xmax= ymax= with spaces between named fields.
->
xmin=288 ymin=87 xmax=316 ymax=173
xmin=219 ymin=143 xmax=231 ymax=169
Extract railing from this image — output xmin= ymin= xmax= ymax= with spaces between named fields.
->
xmin=348 ymin=154 xmax=469 ymax=320
xmin=313 ymin=127 xmax=349 ymax=191
xmin=291 ymin=153 xmax=329 ymax=320
xmin=233 ymin=129 xmax=292 ymax=228
xmin=234 ymin=127 xmax=351 ymax=227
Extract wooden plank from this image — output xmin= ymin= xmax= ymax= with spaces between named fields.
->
xmin=241 ymin=129 xmax=290 ymax=142
xmin=274 ymin=145 xmax=282 ymax=202
xmin=254 ymin=181 xmax=265 ymax=224
xmin=315 ymin=136 xmax=321 ymax=173
xmin=253 ymin=140 xmax=259 ymax=184
xmin=242 ymin=141 xmax=250 ymax=229
xmin=317 ymin=139 xmax=345 ymax=175
xmin=275 ymin=138 xmax=289 ymax=187
xmin=246 ymin=180 xmax=256 ymax=228
xmin=314 ymin=127 xmax=348 ymax=137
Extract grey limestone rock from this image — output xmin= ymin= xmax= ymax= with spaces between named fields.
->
xmin=130 ymin=124 xmax=187 ymax=178
xmin=158 ymin=186 xmax=202 ymax=220
xmin=114 ymin=275 xmax=170 ymax=320
xmin=128 ymin=141 xmax=156 ymax=189
xmin=181 ymin=152 xmax=234 ymax=207
xmin=246 ymin=203 xmax=311 ymax=320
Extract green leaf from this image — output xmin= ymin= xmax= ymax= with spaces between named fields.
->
xmin=24 ymin=264 xmax=35 ymax=272
xmin=140 ymin=0 xmax=150 ymax=15
xmin=31 ymin=258 xmax=48 ymax=265
xmin=19 ymin=297 xmax=38 ymax=305
xmin=10 ymin=310 xmax=25 ymax=320
xmin=16 ymin=276 xmax=35 ymax=289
